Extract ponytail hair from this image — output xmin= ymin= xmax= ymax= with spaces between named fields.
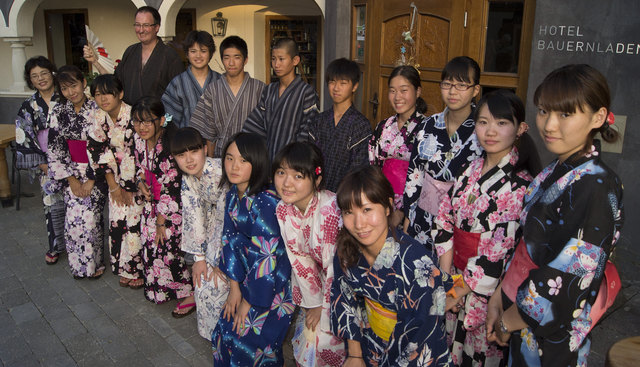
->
xmin=475 ymin=90 xmax=541 ymax=176
xmin=389 ymin=65 xmax=427 ymax=114
xmin=335 ymin=166 xmax=395 ymax=270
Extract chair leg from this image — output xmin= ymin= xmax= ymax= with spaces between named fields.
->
xmin=15 ymin=168 xmax=20 ymax=211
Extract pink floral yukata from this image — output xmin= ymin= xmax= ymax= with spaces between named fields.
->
xmin=276 ymin=190 xmax=345 ymax=366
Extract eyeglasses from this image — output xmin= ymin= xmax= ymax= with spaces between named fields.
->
xmin=439 ymin=81 xmax=475 ymax=91
xmin=131 ymin=117 xmax=160 ymax=127
xmin=30 ymin=71 xmax=52 ymax=80
xmin=133 ymin=23 xmax=157 ymax=29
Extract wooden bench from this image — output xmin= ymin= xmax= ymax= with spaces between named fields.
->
xmin=606 ymin=336 xmax=640 ymax=367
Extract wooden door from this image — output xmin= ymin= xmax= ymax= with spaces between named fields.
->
xmin=353 ymin=0 xmax=466 ymax=126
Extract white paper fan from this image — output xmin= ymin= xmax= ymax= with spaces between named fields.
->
xmin=85 ymin=25 xmax=117 ymax=72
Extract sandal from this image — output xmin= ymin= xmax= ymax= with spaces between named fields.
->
xmin=45 ymin=251 xmax=59 ymax=265
xmin=119 ymin=277 xmax=131 ymax=287
xmin=88 ymin=267 xmax=105 ymax=280
xmin=171 ymin=301 xmax=196 ymax=318
xmin=128 ymin=278 xmax=144 ymax=289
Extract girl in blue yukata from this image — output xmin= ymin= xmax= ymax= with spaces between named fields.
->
xmin=486 ymin=64 xmax=624 ymax=367
xmin=331 ymin=165 xmax=454 ymax=367
xmin=211 ymin=132 xmax=295 ymax=366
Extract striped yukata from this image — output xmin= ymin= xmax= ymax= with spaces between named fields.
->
xmin=190 ymin=73 xmax=265 ymax=158
xmin=242 ymin=76 xmax=319 ymax=160
xmin=161 ymin=66 xmax=220 ymax=128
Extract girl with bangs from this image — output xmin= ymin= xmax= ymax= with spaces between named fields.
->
xmin=132 ymin=97 xmax=194 ymax=314
xmin=172 ymin=127 xmax=229 ymax=339
xmin=47 ymin=65 xmax=107 ymax=278
xmin=433 ymin=90 xmax=539 ymax=366
xmin=486 ymin=65 xmax=624 ymax=367
xmin=212 ymin=133 xmax=294 ymax=366
xmin=88 ymin=74 xmax=144 ymax=289
xmin=273 ymin=142 xmax=345 ymax=366
xmin=403 ymin=57 xmax=484 ymax=253
xmin=330 ymin=165 xmax=454 ymax=367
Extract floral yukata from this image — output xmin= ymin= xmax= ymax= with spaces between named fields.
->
xmin=369 ymin=112 xmax=424 ymax=209
xmin=14 ymin=91 xmax=65 ymax=256
xmin=404 ymin=108 xmax=482 ymax=251
xmin=181 ymin=157 xmax=229 ymax=340
xmin=88 ymin=103 xmax=144 ymax=280
xmin=134 ymin=134 xmax=192 ymax=303
xmin=433 ymin=148 xmax=532 ymax=366
xmin=331 ymin=229 xmax=454 ymax=367
xmin=48 ymin=99 xmax=107 ymax=277
xmin=503 ymin=143 xmax=623 ymax=367
xmin=212 ymin=186 xmax=295 ymax=366
xmin=276 ymin=190 xmax=345 ymax=366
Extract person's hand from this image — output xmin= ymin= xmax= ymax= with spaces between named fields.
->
xmin=490 ymin=317 xmax=511 ymax=347
xmin=68 ymin=177 xmax=84 ymax=197
xmin=192 ymin=260 xmax=207 ymax=289
xmin=138 ymin=179 xmax=151 ymax=201
xmin=79 ymin=179 xmax=94 ymax=198
xmin=83 ymin=44 xmax=97 ymax=64
xmin=154 ymin=216 xmax=167 ymax=246
xmin=111 ymin=186 xmax=134 ymax=206
xmin=486 ymin=286 xmax=504 ymax=344
xmin=211 ymin=266 xmax=228 ymax=288
xmin=304 ymin=306 xmax=322 ymax=332
xmin=38 ymin=164 xmax=48 ymax=175
xmin=223 ymin=282 xmax=242 ymax=321
xmin=446 ymin=294 xmax=463 ymax=313
xmin=233 ymin=298 xmax=252 ymax=335
xmin=343 ymin=356 xmax=366 ymax=367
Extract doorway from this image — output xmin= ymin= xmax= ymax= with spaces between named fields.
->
xmin=44 ymin=9 xmax=89 ymax=73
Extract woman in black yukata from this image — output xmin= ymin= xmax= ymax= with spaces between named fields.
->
xmin=486 ymin=64 xmax=624 ymax=367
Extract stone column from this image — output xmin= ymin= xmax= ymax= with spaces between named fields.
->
xmin=3 ymin=37 xmax=33 ymax=93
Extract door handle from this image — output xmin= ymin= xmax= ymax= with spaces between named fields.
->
xmin=368 ymin=92 xmax=379 ymax=119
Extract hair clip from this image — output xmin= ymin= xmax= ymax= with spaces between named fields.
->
xmin=163 ymin=113 xmax=172 ymax=127
xmin=606 ymin=111 xmax=615 ymax=125
xmin=315 ymin=166 xmax=322 ymax=176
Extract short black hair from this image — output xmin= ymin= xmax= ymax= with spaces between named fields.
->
xmin=325 ymin=58 xmax=360 ymax=85
xmin=441 ymin=56 xmax=480 ymax=85
xmin=219 ymin=133 xmax=271 ymax=197
xmin=183 ymin=30 xmax=215 ymax=61
xmin=24 ymin=56 xmax=57 ymax=90
xmin=220 ymin=35 xmax=248 ymax=60
xmin=272 ymin=142 xmax=325 ymax=191
xmin=171 ymin=127 xmax=205 ymax=156
xmin=131 ymin=96 xmax=176 ymax=154
xmin=90 ymin=74 xmax=123 ymax=97
xmin=272 ymin=37 xmax=298 ymax=57
xmin=57 ymin=65 xmax=85 ymax=86
xmin=136 ymin=6 xmax=160 ymax=26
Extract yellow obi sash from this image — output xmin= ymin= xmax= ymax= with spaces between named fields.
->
xmin=364 ymin=298 xmax=397 ymax=342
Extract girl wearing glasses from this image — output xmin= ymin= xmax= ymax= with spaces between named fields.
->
xmin=403 ymin=56 xmax=484 ymax=254
xmin=132 ymin=97 xmax=194 ymax=316
xmin=14 ymin=56 xmax=65 ymax=265
xmin=47 ymin=65 xmax=107 ymax=278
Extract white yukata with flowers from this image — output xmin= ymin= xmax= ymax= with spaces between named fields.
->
xmin=181 ymin=157 xmax=229 ymax=340
xmin=275 ymin=190 xmax=346 ymax=366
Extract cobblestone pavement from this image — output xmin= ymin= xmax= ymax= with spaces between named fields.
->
xmin=1 ymin=147 xmax=638 ymax=366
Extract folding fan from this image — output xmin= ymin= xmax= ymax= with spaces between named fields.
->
xmin=85 ymin=25 xmax=117 ymax=72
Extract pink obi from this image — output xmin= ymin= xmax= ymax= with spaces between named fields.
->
xmin=417 ymin=173 xmax=454 ymax=216
xmin=67 ymin=139 xmax=89 ymax=163
xmin=501 ymin=239 xmax=538 ymax=302
xmin=37 ymin=129 xmax=49 ymax=153
xmin=381 ymin=158 xmax=410 ymax=196
xmin=144 ymin=168 xmax=161 ymax=201
xmin=453 ymin=227 xmax=480 ymax=270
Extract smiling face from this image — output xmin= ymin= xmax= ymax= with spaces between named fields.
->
xmin=94 ymin=90 xmax=124 ymax=117
xmin=475 ymin=104 xmax=524 ymax=159
xmin=274 ymin=164 xmax=318 ymax=212
xmin=536 ymin=105 xmax=605 ymax=162
xmin=222 ymin=46 xmax=247 ymax=78
xmin=132 ymin=113 xmax=163 ymax=141
xmin=134 ymin=11 xmax=159 ymax=45
xmin=224 ymin=142 xmax=252 ymax=193
xmin=440 ymin=76 xmax=480 ymax=112
xmin=388 ymin=75 xmax=420 ymax=118
xmin=271 ymin=48 xmax=299 ymax=78
xmin=342 ymin=193 xmax=390 ymax=253
xmin=29 ymin=66 xmax=55 ymax=94
xmin=187 ymin=42 xmax=211 ymax=71
xmin=174 ymin=147 xmax=207 ymax=178
xmin=60 ymin=78 xmax=87 ymax=110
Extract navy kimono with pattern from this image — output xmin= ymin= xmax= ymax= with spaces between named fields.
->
xmin=331 ymin=229 xmax=454 ymax=367
xmin=503 ymin=143 xmax=624 ymax=367
xmin=212 ymin=186 xmax=294 ymax=366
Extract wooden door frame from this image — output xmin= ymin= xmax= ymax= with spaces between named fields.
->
xmin=44 ymin=9 xmax=89 ymax=69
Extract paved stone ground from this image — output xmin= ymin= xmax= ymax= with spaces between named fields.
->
xmin=1 ymin=146 xmax=638 ymax=366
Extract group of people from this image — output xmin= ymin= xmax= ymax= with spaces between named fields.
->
xmin=13 ymin=5 xmax=624 ymax=367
